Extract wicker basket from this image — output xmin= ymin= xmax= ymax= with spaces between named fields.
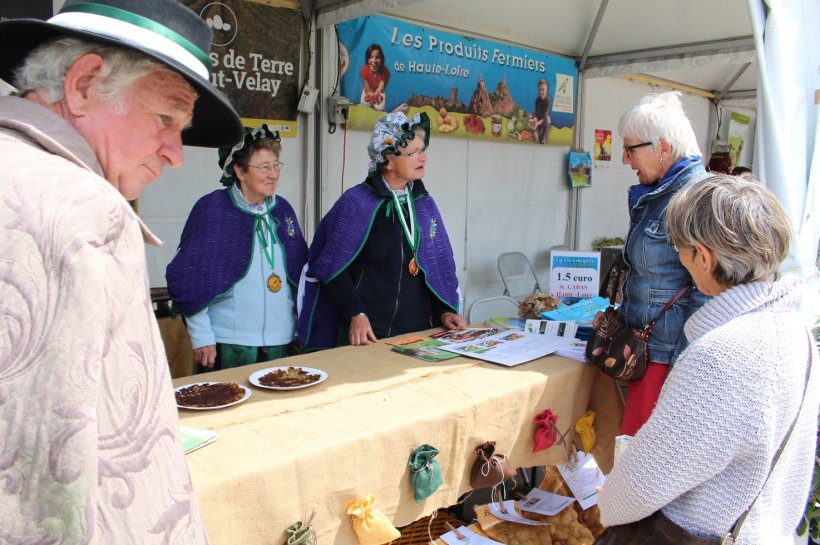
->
xmin=391 ymin=510 xmax=465 ymax=545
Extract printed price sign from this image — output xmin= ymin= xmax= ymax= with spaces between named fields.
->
xmin=549 ymin=251 xmax=600 ymax=299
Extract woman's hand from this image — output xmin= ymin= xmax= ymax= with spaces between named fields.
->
xmin=349 ymin=313 xmax=378 ymax=345
xmin=441 ymin=312 xmax=467 ymax=331
xmin=193 ymin=345 xmax=217 ymax=368
xmin=592 ymin=311 xmax=605 ymax=328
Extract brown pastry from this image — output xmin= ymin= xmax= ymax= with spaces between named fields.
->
xmin=175 ymin=382 xmax=244 ymax=408
xmin=258 ymin=366 xmax=320 ymax=387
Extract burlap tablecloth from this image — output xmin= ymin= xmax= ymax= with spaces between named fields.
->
xmin=174 ymin=331 xmax=623 ymax=545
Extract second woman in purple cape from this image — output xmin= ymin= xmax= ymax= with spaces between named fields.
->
xmin=297 ymin=111 xmax=465 ymax=348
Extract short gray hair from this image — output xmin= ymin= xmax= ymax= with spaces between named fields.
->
xmin=14 ymin=37 xmax=168 ymax=112
xmin=618 ymin=91 xmax=701 ymax=162
xmin=666 ymin=175 xmax=791 ymax=285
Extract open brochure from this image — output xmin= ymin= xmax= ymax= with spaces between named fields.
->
xmin=438 ymin=330 xmax=575 ymax=367
xmin=180 ymin=425 xmax=218 ymax=454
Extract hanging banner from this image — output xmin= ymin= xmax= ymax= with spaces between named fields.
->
xmin=336 ymin=15 xmax=577 ymax=146
xmin=181 ymin=0 xmax=302 ymax=137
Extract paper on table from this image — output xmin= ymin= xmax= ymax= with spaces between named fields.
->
xmin=488 ymin=500 xmax=549 ymax=525
xmin=524 ymin=319 xmax=578 ymax=338
xmin=557 ymin=451 xmax=606 ymax=510
xmin=439 ymin=331 xmax=575 ymax=367
xmin=440 ymin=526 xmax=505 ymax=545
xmin=430 ymin=328 xmax=498 ymax=343
xmin=180 ymin=425 xmax=218 ymax=454
xmin=519 ymin=488 xmax=575 ymax=516
xmin=555 ymin=339 xmax=587 ymax=363
xmin=390 ymin=338 xmax=460 ymax=362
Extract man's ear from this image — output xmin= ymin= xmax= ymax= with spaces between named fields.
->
xmin=63 ymin=53 xmax=105 ymax=117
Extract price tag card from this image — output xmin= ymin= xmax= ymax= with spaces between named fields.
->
xmin=549 ymin=251 xmax=601 ymax=300
xmin=557 ymin=451 xmax=606 ymax=510
xmin=440 ymin=526 xmax=505 ymax=545
xmin=519 ymin=488 xmax=575 ymax=516
xmin=487 ymin=500 xmax=549 ymax=526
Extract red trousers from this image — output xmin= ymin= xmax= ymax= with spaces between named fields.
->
xmin=621 ymin=361 xmax=670 ymax=436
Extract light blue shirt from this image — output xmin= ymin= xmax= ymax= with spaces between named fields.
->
xmin=186 ymin=185 xmax=296 ymax=349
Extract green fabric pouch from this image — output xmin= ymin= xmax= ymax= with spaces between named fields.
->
xmin=286 ymin=521 xmax=316 ymax=545
xmin=408 ymin=444 xmax=443 ymax=503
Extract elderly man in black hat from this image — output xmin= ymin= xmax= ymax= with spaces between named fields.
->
xmin=0 ymin=1 xmax=241 ymax=542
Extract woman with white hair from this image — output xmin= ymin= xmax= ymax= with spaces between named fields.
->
xmin=611 ymin=91 xmax=710 ymax=435
xmin=597 ymin=175 xmax=819 ymax=545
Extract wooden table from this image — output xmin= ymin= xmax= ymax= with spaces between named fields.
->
xmin=174 ymin=332 xmax=623 ymax=545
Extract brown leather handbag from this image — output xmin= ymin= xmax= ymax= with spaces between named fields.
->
xmin=585 ymin=284 xmax=688 ymax=381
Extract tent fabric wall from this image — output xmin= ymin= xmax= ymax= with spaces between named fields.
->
xmin=749 ymin=0 xmax=819 ymax=284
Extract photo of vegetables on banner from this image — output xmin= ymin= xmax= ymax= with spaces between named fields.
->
xmin=336 ymin=15 xmax=577 ymax=146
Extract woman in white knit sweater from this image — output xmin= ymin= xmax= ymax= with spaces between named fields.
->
xmin=597 ymin=175 xmax=819 ymax=545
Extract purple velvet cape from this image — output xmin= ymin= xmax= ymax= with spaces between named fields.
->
xmin=166 ymin=188 xmax=308 ymax=316
xmin=296 ymin=182 xmax=459 ymax=350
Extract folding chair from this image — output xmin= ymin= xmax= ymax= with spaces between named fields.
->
xmin=466 ymin=296 xmax=520 ymax=325
xmin=497 ymin=252 xmax=542 ymax=302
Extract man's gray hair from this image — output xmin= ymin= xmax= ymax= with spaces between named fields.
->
xmin=618 ymin=91 xmax=701 ymax=161
xmin=666 ymin=174 xmax=791 ymax=285
xmin=14 ymin=37 xmax=168 ymax=112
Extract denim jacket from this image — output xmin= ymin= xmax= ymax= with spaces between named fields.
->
xmin=619 ymin=157 xmax=709 ymax=365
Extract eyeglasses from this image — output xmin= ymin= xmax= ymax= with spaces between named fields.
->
xmin=402 ymin=147 xmax=428 ymax=159
xmin=248 ymin=162 xmax=284 ymax=173
xmin=623 ymin=141 xmax=652 ymax=157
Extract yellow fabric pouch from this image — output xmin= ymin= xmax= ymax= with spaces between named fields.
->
xmin=347 ymin=495 xmax=401 ymax=545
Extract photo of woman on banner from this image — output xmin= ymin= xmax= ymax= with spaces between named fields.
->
xmin=531 ymin=78 xmax=551 ymax=144
xmin=296 ymin=111 xmax=465 ymax=350
xmin=360 ymin=43 xmax=390 ymax=110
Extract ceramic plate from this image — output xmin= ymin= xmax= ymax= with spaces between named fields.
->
xmin=175 ymin=381 xmax=252 ymax=410
xmin=249 ymin=366 xmax=328 ymax=391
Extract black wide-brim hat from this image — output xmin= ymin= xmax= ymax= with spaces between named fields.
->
xmin=0 ymin=0 xmax=242 ymax=148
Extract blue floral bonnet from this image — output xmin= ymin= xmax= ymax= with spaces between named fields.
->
xmin=367 ymin=111 xmax=431 ymax=176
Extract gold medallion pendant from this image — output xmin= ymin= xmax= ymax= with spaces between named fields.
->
xmin=267 ymin=272 xmax=282 ymax=293
xmin=408 ymin=257 xmax=419 ymax=276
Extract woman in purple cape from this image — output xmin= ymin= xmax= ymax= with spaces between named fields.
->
xmin=297 ymin=111 xmax=465 ymax=349
xmin=167 ymin=125 xmax=308 ymax=370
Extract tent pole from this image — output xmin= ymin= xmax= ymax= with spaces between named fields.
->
xmin=578 ymin=0 xmax=610 ymax=72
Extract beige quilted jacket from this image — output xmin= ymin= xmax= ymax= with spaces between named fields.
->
xmin=0 ymin=96 xmax=208 ymax=544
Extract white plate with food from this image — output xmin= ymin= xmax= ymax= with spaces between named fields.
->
xmin=174 ymin=381 xmax=252 ymax=410
xmin=249 ymin=366 xmax=328 ymax=391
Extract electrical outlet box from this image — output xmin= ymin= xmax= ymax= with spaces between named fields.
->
xmin=297 ymin=86 xmax=319 ymax=113
xmin=328 ymin=95 xmax=352 ymax=125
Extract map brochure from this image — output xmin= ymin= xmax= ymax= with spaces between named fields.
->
xmin=540 ymin=296 xmax=612 ymax=325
